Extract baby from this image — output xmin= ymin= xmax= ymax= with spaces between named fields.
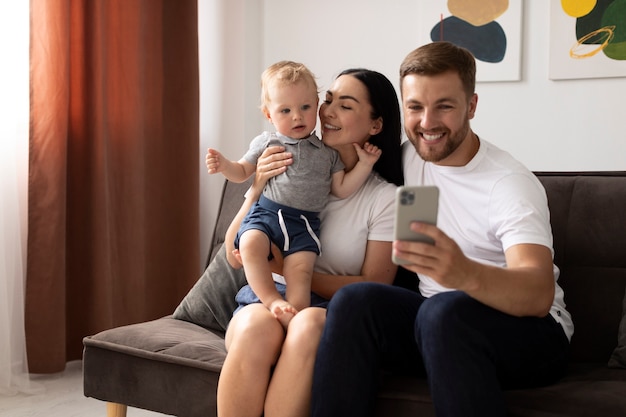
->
xmin=206 ymin=61 xmax=380 ymax=327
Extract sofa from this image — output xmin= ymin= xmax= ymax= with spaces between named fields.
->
xmin=83 ymin=171 xmax=626 ymax=417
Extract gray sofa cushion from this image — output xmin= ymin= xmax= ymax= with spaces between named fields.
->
xmin=172 ymin=244 xmax=246 ymax=332
xmin=83 ymin=316 xmax=226 ymax=417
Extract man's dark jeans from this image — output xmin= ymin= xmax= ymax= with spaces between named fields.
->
xmin=311 ymin=282 xmax=569 ymax=417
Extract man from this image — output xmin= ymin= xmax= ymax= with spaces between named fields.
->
xmin=310 ymin=41 xmax=574 ymax=417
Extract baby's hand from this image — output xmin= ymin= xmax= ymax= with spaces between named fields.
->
xmin=354 ymin=142 xmax=382 ymax=166
xmin=206 ymin=148 xmax=224 ymax=174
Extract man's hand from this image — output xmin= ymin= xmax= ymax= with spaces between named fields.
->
xmin=392 ymin=222 xmax=477 ymax=291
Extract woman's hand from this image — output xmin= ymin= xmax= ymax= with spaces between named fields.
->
xmin=223 ymin=145 xmax=292 ymax=269
xmin=248 ymin=146 xmax=293 ymax=199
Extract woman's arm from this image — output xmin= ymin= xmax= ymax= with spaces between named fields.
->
xmin=223 ymin=146 xmax=293 ymax=268
xmin=223 ymin=187 xmax=259 ymax=269
xmin=310 ymin=240 xmax=397 ymax=300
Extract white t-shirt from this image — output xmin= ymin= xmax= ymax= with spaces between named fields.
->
xmin=403 ymin=139 xmax=574 ymax=340
xmin=315 ymin=173 xmax=396 ymax=276
xmin=272 ymin=172 xmax=396 ymax=284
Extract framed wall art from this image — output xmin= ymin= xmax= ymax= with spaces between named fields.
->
xmin=549 ymin=0 xmax=626 ymax=80
xmin=417 ymin=0 xmax=523 ymax=82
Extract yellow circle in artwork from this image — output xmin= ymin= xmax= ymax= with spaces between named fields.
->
xmin=560 ymin=0 xmax=597 ymax=18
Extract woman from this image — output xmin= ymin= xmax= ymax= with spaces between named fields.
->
xmin=216 ymin=68 xmax=403 ymax=417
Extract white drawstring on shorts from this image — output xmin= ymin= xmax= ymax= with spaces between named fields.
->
xmin=277 ymin=209 xmax=322 ymax=255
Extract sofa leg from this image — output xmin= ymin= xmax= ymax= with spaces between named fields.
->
xmin=106 ymin=402 xmax=127 ymax=417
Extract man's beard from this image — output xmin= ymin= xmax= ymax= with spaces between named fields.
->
xmin=409 ymin=119 xmax=471 ymax=163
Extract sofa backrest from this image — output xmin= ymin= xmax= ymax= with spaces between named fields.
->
xmin=209 ymin=173 xmax=626 ymax=365
xmin=207 ymin=178 xmax=252 ymax=266
xmin=536 ymin=172 xmax=626 ymax=363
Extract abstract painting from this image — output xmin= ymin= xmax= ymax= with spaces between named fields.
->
xmin=550 ymin=0 xmax=626 ymax=80
xmin=417 ymin=0 xmax=523 ymax=82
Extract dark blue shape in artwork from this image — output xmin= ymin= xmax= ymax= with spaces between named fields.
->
xmin=430 ymin=16 xmax=507 ymax=63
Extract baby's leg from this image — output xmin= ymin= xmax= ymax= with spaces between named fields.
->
xmin=239 ymin=230 xmax=287 ymax=314
xmin=283 ymin=250 xmax=316 ymax=311
xmin=270 ymin=251 xmax=315 ymax=329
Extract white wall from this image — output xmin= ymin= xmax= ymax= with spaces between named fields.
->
xmin=198 ymin=0 xmax=262 ymax=270
xmin=199 ymin=0 xmax=626 ymax=268
xmin=261 ymin=0 xmax=626 ymax=172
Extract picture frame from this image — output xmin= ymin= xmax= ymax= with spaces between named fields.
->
xmin=549 ymin=0 xmax=626 ymax=80
xmin=417 ymin=0 xmax=523 ymax=82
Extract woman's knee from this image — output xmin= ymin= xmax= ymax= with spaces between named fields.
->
xmin=284 ymin=307 xmax=326 ymax=353
xmin=226 ymin=304 xmax=285 ymax=355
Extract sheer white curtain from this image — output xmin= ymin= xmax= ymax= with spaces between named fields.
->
xmin=0 ymin=2 xmax=42 ymax=395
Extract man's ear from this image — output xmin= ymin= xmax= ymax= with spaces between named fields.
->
xmin=369 ymin=117 xmax=383 ymax=135
xmin=468 ymin=93 xmax=478 ymax=120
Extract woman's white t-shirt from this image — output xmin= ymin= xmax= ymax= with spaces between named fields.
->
xmin=315 ymin=173 xmax=396 ymax=276
xmin=272 ymin=172 xmax=396 ymax=283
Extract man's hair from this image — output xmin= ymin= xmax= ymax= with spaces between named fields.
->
xmin=399 ymin=41 xmax=476 ymax=99
xmin=260 ymin=61 xmax=318 ymax=109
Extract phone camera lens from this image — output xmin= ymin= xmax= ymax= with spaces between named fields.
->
xmin=400 ymin=190 xmax=415 ymax=205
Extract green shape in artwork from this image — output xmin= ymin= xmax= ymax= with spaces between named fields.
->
xmin=601 ymin=0 xmax=626 ymax=59
xmin=604 ymin=41 xmax=626 ymax=60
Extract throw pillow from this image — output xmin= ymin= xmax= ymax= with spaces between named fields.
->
xmin=173 ymin=244 xmax=247 ymax=332
xmin=608 ymin=288 xmax=626 ymax=368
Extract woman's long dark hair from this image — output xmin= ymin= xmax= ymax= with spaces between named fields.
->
xmin=337 ymin=69 xmax=404 ymax=186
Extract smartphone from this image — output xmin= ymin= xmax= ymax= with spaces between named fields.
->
xmin=392 ymin=185 xmax=439 ymax=265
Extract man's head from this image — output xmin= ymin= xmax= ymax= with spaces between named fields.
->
xmin=399 ymin=42 xmax=479 ymax=166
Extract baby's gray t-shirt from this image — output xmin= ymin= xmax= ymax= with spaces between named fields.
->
xmin=243 ymin=131 xmax=345 ymax=212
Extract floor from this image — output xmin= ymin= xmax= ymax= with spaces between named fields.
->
xmin=0 ymin=360 xmax=163 ymax=417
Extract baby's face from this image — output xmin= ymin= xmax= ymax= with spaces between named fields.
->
xmin=265 ymin=80 xmax=319 ymax=139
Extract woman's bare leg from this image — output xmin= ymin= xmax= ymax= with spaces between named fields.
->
xmin=218 ymin=304 xmax=285 ymax=417
xmin=264 ymin=307 xmax=326 ymax=417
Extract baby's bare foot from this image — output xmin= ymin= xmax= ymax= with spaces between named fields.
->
xmin=270 ymin=301 xmax=298 ymax=329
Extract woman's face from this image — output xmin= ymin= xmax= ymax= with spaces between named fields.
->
xmin=319 ymin=74 xmax=380 ymax=150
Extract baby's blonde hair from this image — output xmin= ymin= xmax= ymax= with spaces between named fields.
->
xmin=260 ymin=61 xmax=318 ymax=110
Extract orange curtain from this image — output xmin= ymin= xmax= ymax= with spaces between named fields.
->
xmin=27 ymin=0 xmax=200 ymax=373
